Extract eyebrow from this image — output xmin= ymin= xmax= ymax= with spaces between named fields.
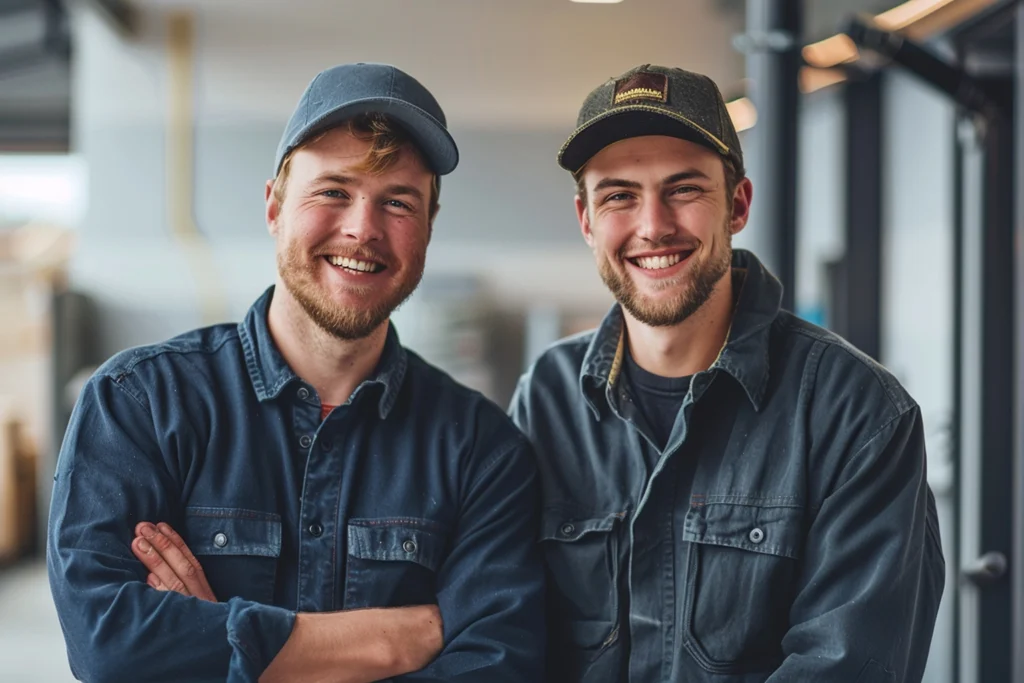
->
xmin=311 ymin=173 xmax=357 ymax=186
xmin=591 ymin=169 xmax=713 ymax=194
xmin=384 ymin=184 xmax=425 ymax=202
xmin=592 ymin=177 xmax=643 ymax=193
xmin=662 ymin=170 xmax=712 ymax=185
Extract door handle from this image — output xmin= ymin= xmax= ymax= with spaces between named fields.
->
xmin=961 ymin=551 xmax=1007 ymax=585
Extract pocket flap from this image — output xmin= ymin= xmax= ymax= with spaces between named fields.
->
xmin=347 ymin=519 xmax=447 ymax=572
xmin=184 ymin=507 xmax=282 ymax=557
xmin=540 ymin=510 xmax=625 ymax=542
xmin=683 ymin=498 xmax=803 ymax=559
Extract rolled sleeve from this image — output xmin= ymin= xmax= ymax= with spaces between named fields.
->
xmin=47 ymin=373 xmax=294 ymax=683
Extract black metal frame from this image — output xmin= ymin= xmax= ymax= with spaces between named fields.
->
xmin=1014 ymin=7 xmax=1024 ymax=680
xmin=952 ymin=8 xmax=1017 ymax=682
xmin=970 ymin=92 xmax=1015 ymax=683
xmin=742 ymin=0 xmax=801 ymax=312
xmin=834 ymin=72 xmax=882 ymax=360
xmin=844 ymin=6 xmax=1018 ymax=680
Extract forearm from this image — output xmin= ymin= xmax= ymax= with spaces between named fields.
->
xmin=49 ymin=558 xmax=293 ymax=683
xmin=261 ymin=606 xmax=442 ymax=683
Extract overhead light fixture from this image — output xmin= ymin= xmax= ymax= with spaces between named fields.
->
xmin=802 ymin=34 xmax=859 ymax=69
xmin=875 ymin=0 xmax=996 ymax=39
xmin=799 ymin=67 xmax=848 ymax=94
xmin=874 ymin=0 xmax=956 ymax=31
xmin=798 ymin=0 xmax=995 ymax=89
xmin=726 ymin=97 xmax=757 ymax=132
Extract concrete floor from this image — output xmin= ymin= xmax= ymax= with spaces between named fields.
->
xmin=0 ymin=560 xmax=77 ymax=683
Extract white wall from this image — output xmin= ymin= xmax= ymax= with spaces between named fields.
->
xmin=881 ymin=69 xmax=956 ymax=683
xmin=67 ymin=1 xmax=743 ymax=365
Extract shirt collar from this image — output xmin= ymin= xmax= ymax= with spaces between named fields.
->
xmin=578 ymin=248 xmax=781 ymax=415
xmin=238 ymin=285 xmax=408 ymax=419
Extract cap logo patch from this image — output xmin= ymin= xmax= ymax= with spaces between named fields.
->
xmin=613 ymin=72 xmax=668 ymax=106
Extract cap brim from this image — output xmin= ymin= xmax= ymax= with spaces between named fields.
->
xmin=282 ymin=97 xmax=459 ymax=175
xmin=558 ymin=107 xmax=729 ymax=174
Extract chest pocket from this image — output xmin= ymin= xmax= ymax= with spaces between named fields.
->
xmin=344 ymin=518 xmax=448 ymax=610
xmin=681 ymin=498 xmax=804 ymax=674
xmin=183 ymin=507 xmax=281 ymax=605
xmin=540 ymin=509 xmax=626 ymax=683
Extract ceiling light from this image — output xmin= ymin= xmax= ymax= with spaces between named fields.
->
xmin=875 ymin=0 xmax=957 ymax=30
xmin=802 ymin=34 xmax=860 ymax=68
xmin=799 ymin=67 xmax=848 ymax=94
xmin=726 ymin=97 xmax=757 ymax=132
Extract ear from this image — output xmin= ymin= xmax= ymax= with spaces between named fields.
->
xmin=427 ymin=203 xmax=438 ymax=245
xmin=266 ymin=179 xmax=281 ymax=237
xmin=576 ymin=194 xmax=595 ymax=248
xmin=728 ymin=177 xmax=754 ymax=236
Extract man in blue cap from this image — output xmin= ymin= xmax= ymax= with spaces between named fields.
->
xmin=48 ymin=63 xmax=544 ymax=683
xmin=511 ymin=64 xmax=944 ymax=682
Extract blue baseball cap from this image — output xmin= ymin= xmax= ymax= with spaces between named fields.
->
xmin=274 ymin=62 xmax=459 ymax=176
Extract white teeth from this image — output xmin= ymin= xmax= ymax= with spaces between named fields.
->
xmin=635 ymin=253 xmax=684 ymax=270
xmin=328 ymin=256 xmax=381 ymax=273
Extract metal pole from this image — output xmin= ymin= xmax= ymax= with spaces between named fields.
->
xmin=741 ymin=0 xmax=801 ymax=312
xmin=838 ymin=73 xmax=883 ymax=360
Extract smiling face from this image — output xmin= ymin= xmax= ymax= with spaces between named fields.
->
xmin=266 ymin=119 xmax=437 ymax=340
xmin=576 ymin=135 xmax=751 ymax=327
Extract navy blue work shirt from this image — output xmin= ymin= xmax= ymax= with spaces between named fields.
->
xmin=48 ymin=286 xmax=545 ymax=683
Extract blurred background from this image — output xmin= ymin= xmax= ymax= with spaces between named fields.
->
xmin=0 ymin=0 xmax=1021 ymax=681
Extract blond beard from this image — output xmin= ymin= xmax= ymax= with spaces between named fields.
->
xmin=277 ymin=238 xmax=425 ymax=341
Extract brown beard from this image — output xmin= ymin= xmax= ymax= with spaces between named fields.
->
xmin=277 ymin=238 xmax=425 ymax=341
xmin=598 ymin=219 xmax=732 ymax=327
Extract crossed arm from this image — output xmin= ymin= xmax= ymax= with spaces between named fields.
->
xmin=131 ymin=521 xmax=442 ymax=683
xmin=49 ymin=374 xmax=544 ymax=683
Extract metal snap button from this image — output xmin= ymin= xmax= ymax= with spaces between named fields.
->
xmin=213 ymin=532 xmax=228 ymax=548
xmin=299 ymin=434 xmax=312 ymax=448
xmin=749 ymin=527 xmax=765 ymax=544
xmin=402 ymin=539 xmax=417 ymax=553
xmin=308 ymin=523 xmax=323 ymax=537
xmin=561 ymin=523 xmax=575 ymax=536
xmin=297 ymin=387 xmax=310 ymax=400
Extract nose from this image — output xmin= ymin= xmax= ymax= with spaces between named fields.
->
xmin=635 ymin=197 xmax=676 ymax=244
xmin=341 ymin=195 xmax=384 ymax=244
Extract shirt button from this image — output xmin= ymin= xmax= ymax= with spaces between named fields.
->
xmin=299 ymin=434 xmax=312 ymax=448
xmin=297 ymin=387 xmax=310 ymax=400
xmin=308 ymin=523 xmax=323 ymax=537
xmin=213 ymin=532 xmax=228 ymax=548
xmin=561 ymin=523 xmax=575 ymax=536
xmin=402 ymin=539 xmax=417 ymax=553
xmin=749 ymin=527 xmax=765 ymax=544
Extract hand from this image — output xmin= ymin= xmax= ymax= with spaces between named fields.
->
xmin=131 ymin=522 xmax=218 ymax=602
